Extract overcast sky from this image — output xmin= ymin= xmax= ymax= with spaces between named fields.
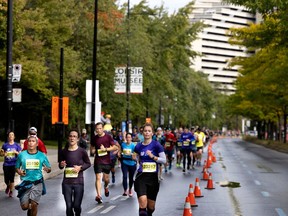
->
xmin=117 ymin=0 xmax=191 ymax=14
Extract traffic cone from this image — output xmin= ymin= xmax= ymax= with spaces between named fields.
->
xmin=212 ymin=152 xmax=217 ymax=163
xmin=187 ymin=184 xmax=198 ymax=207
xmin=205 ymin=173 xmax=215 ymax=190
xmin=206 ymin=155 xmax=212 ymax=168
xmin=201 ymin=160 xmax=207 ymax=173
xmin=183 ymin=196 xmax=193 ymax=216
xmin=201 ymin=168 xmax=209 ymax=181
xmin=193 ymin=178 xmax=204 ymax=197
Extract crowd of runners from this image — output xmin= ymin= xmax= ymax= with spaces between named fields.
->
xmin=1 ymin=123 xmax=213 ymax=216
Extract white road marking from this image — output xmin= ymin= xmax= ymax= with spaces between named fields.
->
xmin=254 ymin=180 xmax=261 ymax=185
xmin=100 ymin=205 xmax=116 ymax=214
xmin=110 ymin=195 xmax=122 ymax=201
xmin=261 ymin=191 xmax=270 ymax=197
xmin=275 ymin=208 xmax=287 ymax=216
xmin=87 ymin=205 xmax=104 ymax=214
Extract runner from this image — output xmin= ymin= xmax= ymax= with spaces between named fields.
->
xmin=119 ymin=133 xmax=137 ymax=196
xmin=91 ymin=122 xmax=118 ymax=204
xmin=180 ymin=127 xmax=195 ymax=172
xmin=15 ymin=135 xmax=51 ymax=216
xmin=152 ymin=127 xmax=165 ymax=180
xmin=194 ymin=127 xmax=206 ymax=166
xmin=59 ymin=129 xmax=91 ymax=216
xmin=22 ymin=127 xmax=47 ymax=154
xmin=163 ymin=128 xmax=176 ymax=173
xmin=175 ymin=128 xmax=183 ymax=168
xmin=1 ymin=131 xmax=22 ymax=197
xmin=133 ymin=123 xmax=166 ymax=216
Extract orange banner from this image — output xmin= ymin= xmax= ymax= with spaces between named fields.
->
xmin=52 ymin=96 xmax=59 ymax=124
xmin=62 ymin=97 xmax=69 ymax=125
xmin=51 ymin=96 xmax=69 ymax=125
xmin=146 ymin=118 xmax=151 ymax=123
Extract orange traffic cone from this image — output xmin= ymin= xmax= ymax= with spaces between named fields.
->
xmin=183 ymin=196 xmax=193 ymax=216
xmin=205 ymin=173 xmax=215 ymax=190
xmin=212 ymin=152 xmax=217 ymax=163
xmin=201 ymin=168 xmax=209 ymax=181
xmin=201 ymin=160 xmax=207 ymax=173
xmin=193 ymin=178 xmax=204 ymax=197
xmin=206 ymin=155 xmax=212 ymax=168
xmin=187 ymin=184 xmax=198 ymax=207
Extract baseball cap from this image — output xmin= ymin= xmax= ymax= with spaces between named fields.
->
xmin=157 ymin=127 xmax=162 ymax=131
xmin=29 ymin=127 xmax=37 ymax=133
xmin=82 ymin=128 xmax=87 ymax=133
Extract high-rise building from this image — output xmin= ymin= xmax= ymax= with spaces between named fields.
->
xmin=190 ymin=0 xmax=256 ymax=95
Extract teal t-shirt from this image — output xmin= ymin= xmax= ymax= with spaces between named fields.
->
xmin=121 ymin=142 xmax=136 ymax=166
xmin=15 ymin=150 xmax=51 ymax=182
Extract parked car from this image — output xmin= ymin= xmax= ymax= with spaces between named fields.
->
xmin=246 ymin=130 xmax=257 ymax=137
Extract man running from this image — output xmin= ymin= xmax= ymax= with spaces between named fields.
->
xmin=91 ymin=122 xmax=118 ymax=204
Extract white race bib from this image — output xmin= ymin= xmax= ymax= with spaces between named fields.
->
xmin=183 ymin=141 xmax=190 ymax=146
xmin=65 ymin=167 xmax=78 ymax=178
xmin=26 ymin=159 xmax=40 ymax=169
xmin=97 ymin=149 xmax=107 ymax=157
xmin=142 ymin=162 xmax=157 ymax=173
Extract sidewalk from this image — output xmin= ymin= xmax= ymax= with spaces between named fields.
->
xmin=0 ymin=148 xmax=64 ymax=191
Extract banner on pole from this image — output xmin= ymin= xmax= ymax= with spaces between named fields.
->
xmin=114 ymin=67 xmax=143 ymax=94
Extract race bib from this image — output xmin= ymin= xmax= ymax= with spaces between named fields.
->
xmin=123 ymin=149 xmax=132 ymax=155
xmin=65 ymin=167 xmax=78 ymax=178
xmin=177 ymin=142 xmax=182 ymax=147
xmin=142 ymin=162 xmax=157 ymax=173
xmin=183 ymin=141 xmax=190 ymax=146
xmin=6 ymin=151 xmax=15 ymax=158
xmin=165 ymin=142 xmax=171 ymax=147
xmin=26 ymin=159 xmax=40 ymax=169
xmin=191 ymin=140 xmax=196 ymax=145
xmin=97 ymin=149 xmax=107 ymax=157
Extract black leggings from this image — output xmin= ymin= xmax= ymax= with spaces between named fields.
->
xmin=182 ymin=149 xmax=191 ymax=169
xmin=62 ymin=184 xmax=84 ymax=216
xmin=121 ymin=162 xmax=137 ymax=191
xmin=3 ymin=165 xmax=16 ymax=186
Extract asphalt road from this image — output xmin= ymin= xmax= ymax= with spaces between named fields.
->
xmin=1 ymin=138 xmax=288 ymax=216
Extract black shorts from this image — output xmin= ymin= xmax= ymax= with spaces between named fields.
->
xmin=197 ymin=147 xmax=203 ymax=151
xmin=134 ymin=172 xmax=159 ymax=201
xmin=94 ymin=164 xmax=112 ymax=174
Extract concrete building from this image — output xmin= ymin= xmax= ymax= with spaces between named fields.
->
xmin=190 ymin=0 xmax=256 ymax=95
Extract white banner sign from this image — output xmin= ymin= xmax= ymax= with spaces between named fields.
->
xmin=13 ymin=88 xmax=22 ymax=102
xmin=114 ymin=67 xmax=143 ymax=94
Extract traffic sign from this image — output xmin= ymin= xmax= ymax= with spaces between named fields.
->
xmin=12 ymin=64 xmax=22 ymax=82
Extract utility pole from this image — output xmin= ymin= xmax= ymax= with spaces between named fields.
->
xmin=6 ymin=0 xmax=14 ymax=135
xmin=57 ymin=48 xmax=64 ymax=162
xmin=91 ymin=0 xmax=98 ymax=137
xmin=126 ymin=0 xmax=131 ymax=132
xmin=146 ymin=88 xmax=149 ymax=118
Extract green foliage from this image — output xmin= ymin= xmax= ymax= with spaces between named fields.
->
xmin=0 ymin=0 xmax=219 ymax=137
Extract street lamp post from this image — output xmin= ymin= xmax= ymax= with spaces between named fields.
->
xmin=126 ymin=0 xmax=131 ymax=132
xmin=6 ymin=0 xmax=14 ymax=135
xmin=91 ymin=0 xmax=98 ymax=136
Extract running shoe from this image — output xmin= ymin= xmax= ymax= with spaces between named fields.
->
xmin=5 ymin=187 xmax=9 ymax=195
xmin=165 ymin=169 xmax=168 ymax=173
xmin=95 ymin=196 xmax=103 ymax=204
xmin=104 ymin=187 xmax=109 ymax=197
xmin=168 ymin=164 xmax=172 ymax=170
xmin=123 ymin=191 xmax=128 ymax=196
xmin=128 ymin=189 xmax=133 ymax=197
xmin=9 ymin=191 xmax=13 ymax=197
xmin=182 ymin=169 xmax=186 ymax=173
xmin=176 ymin=163 xmax=180 ymax=168
xmin=158 ymin=175 xmax=164 ymax=181
xmin=112 ymin=175 xmax=115 ymax=184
